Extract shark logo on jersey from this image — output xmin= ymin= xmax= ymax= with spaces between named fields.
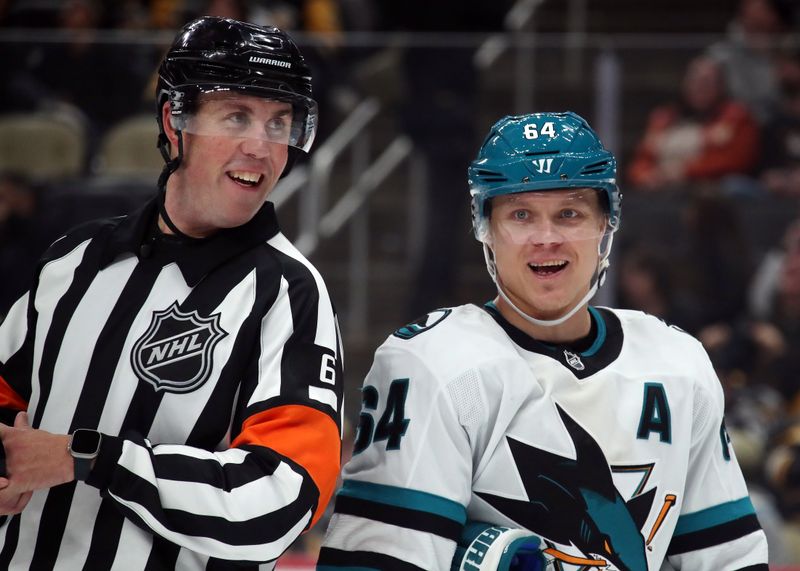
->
xmin=563 ymin=350 xmax=585 ymax=371
xmin=478 ymin=405 xmax=675 ymax=570
xmin=393 ymin=309 xmax=452 ymax=340
xmin=131 ymin=302 xmax=227 ymax=393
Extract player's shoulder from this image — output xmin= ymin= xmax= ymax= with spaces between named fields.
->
xmin=377 ymin=303 xmax=519 ymax=372
xmin=609 ymin=307 xmax=712 ymax=369
xmin=611 ymin=307 xmax=698 ymax=342
xmin=387 ymin=304 xmax=510 ymax=347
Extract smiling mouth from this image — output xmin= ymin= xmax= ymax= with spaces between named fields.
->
xmin=529 ymin=260 xmax=568 ymax=276
xmin=227 ymin=170 xmax=264 ymax=187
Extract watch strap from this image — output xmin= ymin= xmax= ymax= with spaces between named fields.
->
xmin=74 ymin=456 xmax=93 ymax=481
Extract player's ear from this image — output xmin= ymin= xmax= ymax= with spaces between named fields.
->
xmin=161 ymin=102 xmax=180 ymax=153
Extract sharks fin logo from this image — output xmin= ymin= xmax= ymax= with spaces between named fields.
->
xmin=477 ymin=405 xmax=675 ymax=570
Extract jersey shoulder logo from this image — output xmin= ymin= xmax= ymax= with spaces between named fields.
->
xmin=393 ymin=309 xmax=452 ymax=340
xmin=131 ymin=301 xmax=227 ymax=393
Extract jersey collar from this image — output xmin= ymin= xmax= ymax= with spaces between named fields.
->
xmin=99 ymin=196 xmax=281 ymax=286
xmin=483 ymin=302 xmax=624 ymax=379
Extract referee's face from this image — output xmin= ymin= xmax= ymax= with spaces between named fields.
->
xmin=161 ymin=94 xmax=290 ymax=237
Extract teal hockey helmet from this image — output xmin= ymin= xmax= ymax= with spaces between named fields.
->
xmin=469 ymin=111 xmax=620 ymax=242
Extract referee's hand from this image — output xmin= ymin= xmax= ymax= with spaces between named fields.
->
xmin=0 ymin=412 xmax=73 ymax=515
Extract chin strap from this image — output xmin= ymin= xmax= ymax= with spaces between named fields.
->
xmin=482 ymin=231 xmax=614 ymax=328
xmin=156 ymin=129 xmax=194 ymax=239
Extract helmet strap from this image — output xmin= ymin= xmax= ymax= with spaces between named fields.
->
xmin=281 ymin=146 xmax=300 ymax=178
xmin=155 ymin=129 xmax=195 ymax=240
xmin=481 ymin=231 xmax=613 ymax=328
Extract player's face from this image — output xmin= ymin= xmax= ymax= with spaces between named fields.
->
xmin=162 ymin=93 xmax=291 ymax=237
xmin=488 ymin=188 xmax=607 ymax=320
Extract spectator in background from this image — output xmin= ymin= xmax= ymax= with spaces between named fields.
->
xmin=747 ymin=218 xmax=800 ymax=412
xmin=627 ymin=55 xmax=760 ymax=191
xmin=756 ymin=219 xmax=800 ymax=557
xmin=758 ymin=51 xmax=800 ymax=197
xmin=697 ymin=315 xmax=792 ymax=564
xmin=1 ymin=0 xmax=155 ymax=145
xmin=674 ymin=193 xmax=754 ymax=333
xmin=750 ymin=218 xmax=800 ymax=342
xmin=616 ymin=246 xmax=681 ymax=324
xmin=707 ymin=0 xmax=796 ymax=125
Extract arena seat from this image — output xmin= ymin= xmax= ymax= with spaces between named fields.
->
xmin=94 ymin=114 xmax=162 ymax=178
xmin=0 ymin=108 xmax=87 ymax=181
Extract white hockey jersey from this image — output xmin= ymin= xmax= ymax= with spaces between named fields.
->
xmin=318 ymin=303 xmax=768 ymax=571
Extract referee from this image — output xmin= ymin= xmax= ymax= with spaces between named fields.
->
xmin=0 ymin=16 xmax=343 ymax=570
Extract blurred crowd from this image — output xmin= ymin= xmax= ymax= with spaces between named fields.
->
xmin=616 ymin=0 xmax=800 ymax=562
xmin=4 ymin=0 xmax=800 ymax=564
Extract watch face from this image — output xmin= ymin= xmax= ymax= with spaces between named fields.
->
xmin=71 ymin=429 xmax=101 ymax=456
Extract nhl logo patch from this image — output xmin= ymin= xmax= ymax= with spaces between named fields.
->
xmin=563 ymin=349 xmax=585 ymax=371
xmin=131 ymin=302 xmax=227 ymax=393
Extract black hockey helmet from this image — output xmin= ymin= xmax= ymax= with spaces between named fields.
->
xmin=155 ymin=16 xmax=317 ymax=179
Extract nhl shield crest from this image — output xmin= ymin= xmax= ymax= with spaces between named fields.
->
xmin=131 ymin=302 xmax=227 ymax=393
xmin=563 ymin=349 xmax=586 ymax=371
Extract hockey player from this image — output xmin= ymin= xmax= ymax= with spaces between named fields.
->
xmin=317 ymin=112 xmax=768 ymax=570
xmin=0 ymin=16 xmax=343 ymax=569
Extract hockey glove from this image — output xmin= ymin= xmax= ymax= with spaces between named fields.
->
xmin=451 ymin=521 xmax=546 ymax=571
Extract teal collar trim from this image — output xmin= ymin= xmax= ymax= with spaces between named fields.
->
xmin=484 ymin=301 xmax=606 ymax=356
xmin=582 ymin=306 xmax=606 ymax=357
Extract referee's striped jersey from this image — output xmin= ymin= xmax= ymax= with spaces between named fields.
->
xmin=0 ymin=197 xmax=344 ymax=570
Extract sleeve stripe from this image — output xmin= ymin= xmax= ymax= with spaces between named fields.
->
xmin=0 ymin=293 xmax=29 ymax=364
xmin=232 ymin=404 xmax=341 ymax=526
xmin=116 ymin=444 xmax=304 ymax=520
xmin=333 ymin=495 xmax=462 ymax=542
xmin=267 ymin=233 xmax=336 ymax=350
xmin=317 ymin=547 xmax=427 ymax=571
xmin=666 ymin=514 xmax=763 ymax=555
xmin=338 ymin=480 xmax=467 ymax=524
xmin=108 ymin=487 xmax=311 ymax=561
xmin=309 ymin=386 xmax=338 ymax=410
xmin=673 ymin=496 xmax=756 ymax=535
xmin=0 ymin=375 xmax=27 ymax=411
xmin=254 ymin=276 xmax=291 ymax=404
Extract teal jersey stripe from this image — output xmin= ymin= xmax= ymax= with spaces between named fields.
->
xmin=674 ymin=497 xmax=757 ymax=536
xmin=582 ymin=306 xmax=606 ymax=357
xmin=338 ymin=479 xmax=467 ymax=524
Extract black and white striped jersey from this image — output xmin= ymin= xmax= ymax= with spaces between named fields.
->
xmin=0 ymin=197 xmax=344 ymax=570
